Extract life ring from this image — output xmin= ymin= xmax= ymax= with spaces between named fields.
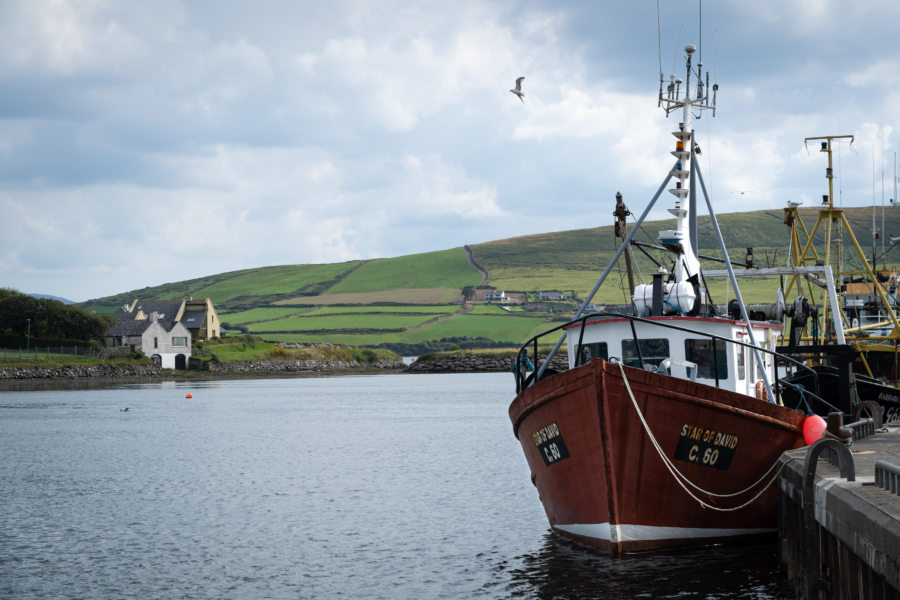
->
xmin=755 ymin=380 xmax=767 ymax=400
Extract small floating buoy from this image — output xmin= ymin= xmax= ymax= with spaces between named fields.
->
xmin=802 ymin=414 xmax=826 ymax=445
xmin=185 ymin=393 xmax=193 ymax=399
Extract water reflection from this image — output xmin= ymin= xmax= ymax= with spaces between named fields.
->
xmin=501 ymin=532 xmax=792 ymax=599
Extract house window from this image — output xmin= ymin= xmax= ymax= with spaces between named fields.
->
xmin=154 ymin=337 xmax=158 ymax=348
xmin=172 ymin=336 xmax=188 ymax=347
xmin=684 ymin=339 xmax=728 ymax=380
xmin=621 ymin=338 xmax=669 ymax=369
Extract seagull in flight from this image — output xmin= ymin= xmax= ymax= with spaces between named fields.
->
xmin=510 ymin=76 xmax=525 ymax=102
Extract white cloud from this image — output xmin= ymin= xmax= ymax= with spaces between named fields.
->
xmin=2 ymin=1 xmax=900 ymax=300
xmin=402 ymin=154 xmax=503 ymax=219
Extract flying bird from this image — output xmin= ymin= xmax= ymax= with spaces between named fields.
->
xmin=510 ymin=76 xmax=525 ymax=102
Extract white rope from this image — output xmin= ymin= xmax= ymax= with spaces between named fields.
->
xmin=616 ymin=361 xmax=787 ymax=512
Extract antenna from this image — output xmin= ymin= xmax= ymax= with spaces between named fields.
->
xmin=657 ymin=0 xmax=664 ymax=107
xmin=658 ymin=43 xmax=717 ymax=120
xmin=671 ymin=24 xmax=683 ymax=83
xmin=713 ymin=31 xmax=718 ymax=116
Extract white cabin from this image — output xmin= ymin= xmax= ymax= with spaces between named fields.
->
xmin=565 ymin=315 xmax=782 ymax=397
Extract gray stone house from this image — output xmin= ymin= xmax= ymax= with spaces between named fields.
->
xmin=106 ymin=312 xmax=192 ymax=369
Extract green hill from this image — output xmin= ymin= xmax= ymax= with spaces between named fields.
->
xmin=79 ymin=206 xmax=900 ymax=354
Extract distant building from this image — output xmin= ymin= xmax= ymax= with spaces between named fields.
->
xmin=535 ymin=291 xmax=572 ymax=301
xmin=471 ymin=287 xmax=499 ymax=302
xmin=106 ymin=312 xmax=192 ymax=369
xmin=471 ymin=287 xmax=525 ymax=305
xmin=114 ymin=297 xmax=221 ymax=341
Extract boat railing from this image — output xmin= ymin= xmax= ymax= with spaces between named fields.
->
xmin=514 ymin=311 xmax=824 ymax=410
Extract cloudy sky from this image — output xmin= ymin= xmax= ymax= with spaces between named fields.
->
xmin=2 ymin=1 xmax=899 ymax=301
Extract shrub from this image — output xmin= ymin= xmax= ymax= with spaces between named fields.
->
xmin=266 ymin=346 xmax=290 ymax=360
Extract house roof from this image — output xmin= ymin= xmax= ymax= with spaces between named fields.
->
xmin=181 ymin=308 xmax=207 ymax=328
xmin=107 ymin=319 xmax=153 ymax=336
xmin=113 ymin=300 xmax=183 ymax=322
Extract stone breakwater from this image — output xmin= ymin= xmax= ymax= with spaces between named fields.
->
xmin=208 ymin=359 xmax=406 ymax=374
xmin=0 ymin=359 xmax=405 ymax=380
xmin=406 ymin=353 xmax=569 ymax=373
xmin=0 ymin=364 xmax=163 ymax=380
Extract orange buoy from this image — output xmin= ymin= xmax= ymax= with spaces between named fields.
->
xmin=185 ymin=393 xmax=193 ymax=399
xmin=802 ymin=414 xmax=826 ymax=445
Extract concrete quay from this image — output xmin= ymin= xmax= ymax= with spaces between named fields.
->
xmin=777 ymin=416 xmax=900 ymax=599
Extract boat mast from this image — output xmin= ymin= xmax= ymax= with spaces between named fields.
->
xmin=658 ymin=44 xmax=709 ymax=284
xmin=614 ymin=192 xmax=636 ymax=296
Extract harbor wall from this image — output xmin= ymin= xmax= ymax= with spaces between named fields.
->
xmin=777 ymin=427 xmax=900 ymax=599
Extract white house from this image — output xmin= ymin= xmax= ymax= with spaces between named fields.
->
xmin=535 ymin=291 xmax=572 ymax=301
xmin=106 ymin=312 xmax=192 ymax=369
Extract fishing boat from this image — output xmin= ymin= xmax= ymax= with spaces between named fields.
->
xmin=508 ymin=44 xmax=823 ymax=555
xmin=776 ymin=136 xmax=900 ymax=424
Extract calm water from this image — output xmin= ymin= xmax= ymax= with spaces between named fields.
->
xmin=0 ymin=373 xmax=793 ymax=599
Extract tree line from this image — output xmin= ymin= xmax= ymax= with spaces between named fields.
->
xmin=0 ymin=288 xmax=114 ymax=347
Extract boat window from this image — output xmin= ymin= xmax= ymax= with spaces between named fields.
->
xmin=622 ymin=338 xmax=670 ymax=370
xmin=576 ymin=342 xmax=608 ymax=366
xmin=684 ymin=339 xmax=728 ymax=380
xmin=736 ymin=345 xmax=745 ymax=381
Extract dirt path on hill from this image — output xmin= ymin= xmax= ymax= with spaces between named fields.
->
xmin=464 ymin=245 xmax=488 ymax=285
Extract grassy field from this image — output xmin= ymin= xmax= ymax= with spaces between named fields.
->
xmin=76 ymin=205 xmax=900 ymax=352
xmin=259 ymin=332 xmax=407 ymax=346
xmin=193 ymin=337 xmax=400 ymax=363
xmin=401 ymin=313 xmax=554 ymax=345
xmin=239 ymin=313 xmax=554 ymax=349
xmin=274 ymin=287 xmax=463 ymax=305
xmin=220 ymin=307 xmax=311 ymax=325
xmin=303 ymin=305 xmax=460 ymax=315
xmin=80 ymin=262 xmax=363 ymax=312
xmin=246 ymin=313 xmax=440 ymax=333
xmin=327 ymin=248 xmax=481 ymax=293
xmin=0 ymin=353 xmax=153 ymax=368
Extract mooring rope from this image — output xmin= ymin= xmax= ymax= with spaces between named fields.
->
xmin=616 ymin=361 xmax=788 ymax=511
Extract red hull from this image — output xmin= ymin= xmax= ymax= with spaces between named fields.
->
xmin=509 ymin=359 xmax=806 ymax=555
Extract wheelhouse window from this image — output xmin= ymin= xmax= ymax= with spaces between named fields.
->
xmin=736 ymin=344 xmax=745 ymax=380
xmin=684 ymin=339 xmax=728 ymax=380
xmin=576 ymin=342 xmax=608 ymax=366
xmin=622 ymin=338 xmax=670 ymax=369
xmin=172 ymin=336 xmax=188 ymax=347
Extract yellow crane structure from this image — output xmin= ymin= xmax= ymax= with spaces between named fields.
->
xmin=783 ymin=134 xmax=900 ymax=382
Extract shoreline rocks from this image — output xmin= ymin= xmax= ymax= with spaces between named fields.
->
xmin=207 ymin=358 xmax=405 ymax=374
xmin=0 ymin=353 xmax=571 ymax=381
xmin=0 ymin=364 xmax=163 ymax=380
xmin=405 ymin=353 xmax=568 ymax=374
xmin=0 ymin=359 xmax=406 ymax=381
